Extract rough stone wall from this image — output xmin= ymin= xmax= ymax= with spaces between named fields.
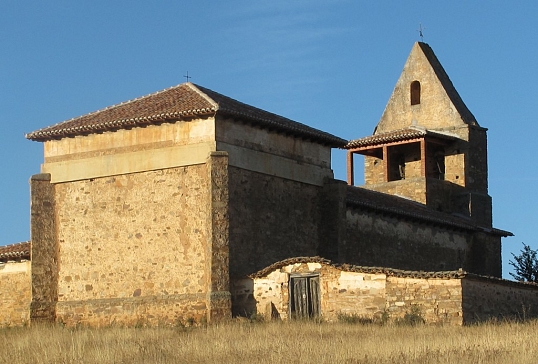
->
xmin=228 ymin=167 xmax=323 ymax=277
xmin=386 ymin=276 xmax=463 ymax=325
xmin=466 ymin=233 xmax=501 ymax=278
xmin=361 ymin=178 xmax=428 ymax=205
xmin=363 ymin=42 xmax=492 ymax=225
xmin=206 ymin=152 xmax=232 ymax=321
xmin=375 ymin=43 xmax=474 ymax=133
xmin=53 ymin=165 xmax=211 ymax=326
xmin=321 ymin=266 xmax=386 ymax=320
xmin=364 ymin=155 xmax=384 ymax=185
xmin=30 ymin=174 xmax=58 ymax=322
xmin=461 ymin=278 xmax=538 ymax=323
xmin=0 ymin=261 xmax=31 ymax=327
xmin=345 ymin=208 xmax=468 ymax=272
xmin=231 ymin=263 xmax=386 ymax=321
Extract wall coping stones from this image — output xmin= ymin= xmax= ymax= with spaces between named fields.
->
xmin=346 ymin=186 xmax=512 ymax=237
xmin=248 ymin=256 xmax=538 ymax=291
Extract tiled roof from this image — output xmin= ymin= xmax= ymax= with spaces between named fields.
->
xmin=0 ymin=241 xmax=30 ymax=262
xmin=249 ymin=256 xmax=466 ymax=279
xmin=26 ymin=83 xmax=347 ymax=147
xmin=249 ymin=256 xmax=538 ymax=290
xmin=346 ymin=186 xmax=512 ymax=237
xmin=345 ymin=127 xmax=456 ymax=149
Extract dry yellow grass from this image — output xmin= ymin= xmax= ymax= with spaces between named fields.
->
xmin=1 ymin=320 xmax=538 ymax=363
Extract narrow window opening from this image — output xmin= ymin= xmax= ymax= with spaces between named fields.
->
xmin=388 ymin=153 xmax=406 ymax=181
xmin=411 ymin=81 xmax=421 ymax=105
xmin=434 ymin=150 xmax=445 ymax=180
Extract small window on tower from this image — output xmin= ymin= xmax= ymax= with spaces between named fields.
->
xmin=411 ymin=81 xmax=421 ymax=105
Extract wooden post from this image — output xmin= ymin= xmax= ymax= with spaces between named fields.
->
xmin=420 ymin=139 xmax=427 ymax=177
xmin=383 ymin=146 xmax=389 ymax=182
xmin=347 ymin=151 xmax=354 ymax=185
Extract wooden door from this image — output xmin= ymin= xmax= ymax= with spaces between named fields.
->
xmin=290 ymin=275 xmax=320 ymax=319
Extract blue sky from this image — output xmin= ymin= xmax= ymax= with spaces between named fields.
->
xmin=1 ymin=1 xmax=536 ymax=278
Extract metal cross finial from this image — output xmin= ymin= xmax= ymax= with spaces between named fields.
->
xmin=184 ymin=71 xmax=192 ymax=82
xmin=417 ymin=23 xmax=425 ymax=42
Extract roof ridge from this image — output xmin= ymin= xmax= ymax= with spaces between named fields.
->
xmin=417 ymin=42 xmax=478 ymax=127
xmin=187 ymin=83 xmax=219 ymax=110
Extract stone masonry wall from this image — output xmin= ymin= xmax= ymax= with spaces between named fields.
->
xmin=345 ymin=208 xmax=468 ymax=272
xmin=30 ymin=173 xmax=58 ymax=322
xmin=232 ymin=260 xmax=538 ymax=325
xmin=228 ymin=167 xmax=323 ymax=277
xmin=54 ymin=165 xmax=211 ymax=326
xmin=461 ymin=278 xmax=538 ymax=324
xmin=0 ymin=261 xmax=31 ymax=327
xmin=361 ymin=178 xmax=428 ymax=205
xmin=386 ymin=276 xmax=463 ymax=325
xmin=231 ymin=263 xmax=386 ymax=321
xmin=206 ymin=152 xmax=232 ymax=321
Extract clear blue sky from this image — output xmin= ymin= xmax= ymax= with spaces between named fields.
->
xmin=2 ymin=1 xmax=536 ymax=278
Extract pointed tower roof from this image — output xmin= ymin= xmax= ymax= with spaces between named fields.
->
xmin=374 ymin=42 xmax=479 ymax=134
xmin=26 ymin=83 xmax=346 ymax=147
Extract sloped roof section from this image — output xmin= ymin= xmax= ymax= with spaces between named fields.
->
xmin=417 ymin=42 xmax=479 ymax=127
xmin=249 ymin=256 xmax=466 ymax=279
xmin=346 ymin=186 xmax=512 ymax=237
xmin=0 ymin=241 xmax=31 ymax=262
xmin=26 ymin=83 xmax=346 ymax=147
xmin=250 ymin=256 xmax=537 ymax=289
xmin=345 ymin=127 xmax=456 ymax=149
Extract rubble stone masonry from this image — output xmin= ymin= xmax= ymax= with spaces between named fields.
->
xmin=53 ymin=165 xmax=211 ymax=326
xmin=0 ymin=261 xmax=31 ymax=327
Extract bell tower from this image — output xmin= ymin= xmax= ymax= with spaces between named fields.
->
xmin=346 ymin=42 xmax=492 ymax=227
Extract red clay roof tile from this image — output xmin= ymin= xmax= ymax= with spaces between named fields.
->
xmin=0 ymin=241 xmax=31 ymax=262
xmin=26 ymin=83 xmax=346 ymax=147
xmin=345 ymin=127 xmax=456 ymax=149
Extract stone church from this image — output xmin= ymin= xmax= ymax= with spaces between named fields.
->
xmin=2 ymin=42 xmax=536 ymax=327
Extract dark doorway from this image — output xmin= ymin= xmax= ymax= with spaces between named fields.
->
xmin=290 ymin=274 xmax=320 ymax=318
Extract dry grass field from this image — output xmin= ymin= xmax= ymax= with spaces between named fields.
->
xmin=1 ymin=319 xmax=538 ymax=364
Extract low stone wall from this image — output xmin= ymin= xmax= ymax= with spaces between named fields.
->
xmin=0 ymin=261 xmax=31 ymax=327
xmin=386 ymin=276 xmax=463 ymax=325
xmin=462 ymin=277 xmax=538 ymax=324
xmin=231 ymin=260 xmax=387 ymax=322
xmin=321 ymin=267 xmax=386 ymax=320
xmin=231 ymin=258 xmax=468 ymax=324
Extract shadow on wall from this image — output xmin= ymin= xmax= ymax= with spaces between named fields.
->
xmin=230 ymin=278 xmax=283 ymax=320
xmin=461 ymin=278 xmax=538 ymax=324
xmin=231 ymin=278 xmax=256 ymax=318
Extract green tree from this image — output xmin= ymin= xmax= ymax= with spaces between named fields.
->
xmin=509 ymin=243 xmax=538 ymax=282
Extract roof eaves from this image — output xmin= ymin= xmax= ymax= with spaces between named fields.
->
xmin=26 ymin=108 xmax=216 ymax=141
xmin=0 ymin=241 xmax=31 ymax=261
xmin=248 ymin=256 xmax=467 ymax=279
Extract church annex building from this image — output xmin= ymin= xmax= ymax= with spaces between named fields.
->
xmin=2 ymin=42 xmax=536 ymax=327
